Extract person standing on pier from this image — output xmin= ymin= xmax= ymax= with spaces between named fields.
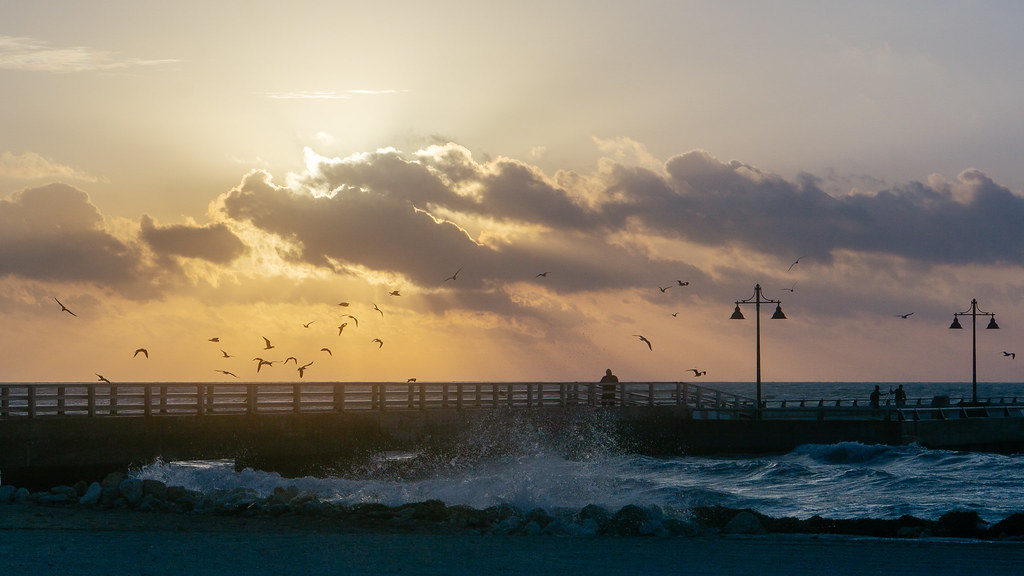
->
xmin=893 ymin=385 xmax=907 ymax=408
xmin=600 ymin=369 xmax=619 ymax=406
xmin=869 ymin=385 xmax=883 ymax=409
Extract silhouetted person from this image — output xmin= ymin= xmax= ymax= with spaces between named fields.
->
xmin=600 ymin=369 xmax=619 ymax=406
xmin=869 ymin=385 xmax=883 ymax=409
xmin=893 ymin=384 xmax=907 ymax=408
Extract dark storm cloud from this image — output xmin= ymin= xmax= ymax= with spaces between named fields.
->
xmin=0 ymin=183 xmax=147 ymax=287
xmin=140 ymin=215 xmax=248 ymax=264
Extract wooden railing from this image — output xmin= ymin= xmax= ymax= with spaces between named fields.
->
xmin=0 ymin=382 xmax=754 ymax=419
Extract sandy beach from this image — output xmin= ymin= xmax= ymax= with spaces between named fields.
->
xmin=2 ymin=503 xmax=1023 ymax=576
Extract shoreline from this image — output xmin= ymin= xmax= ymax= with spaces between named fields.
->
xmin=3 ymin=504 xmax=1024 ymax=576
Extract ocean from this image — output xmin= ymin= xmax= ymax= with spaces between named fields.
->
xmin=131 ymin=381 xmax=1024 ymax=524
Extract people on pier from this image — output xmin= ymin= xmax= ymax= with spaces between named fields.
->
xmin=600 ymin=369 xmax=619 ymax=406
xmin=869 ymin=385 xmax=885 ymax=409
xmin=893 ymin=385 xmax=907 ymax=408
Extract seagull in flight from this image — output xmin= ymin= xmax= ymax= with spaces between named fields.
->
xmin=895 ymin=312 xmax=914 ymax=319
xmin=320 ymin=347 xmax=332 ymax=356
xmin=262 ymin=336 xmax=275 ymax=350
xmin=1003 ymin=351 xmax=1016 ymax=359
xmin=389 ymin=290 xmax=401 ymax=296
xmin=444 ymin=266 xmax=463 ymax=282
xmin=220 ymin=349 xmax=233 ymax=358
xmin=215 ymin=370 xmax=239 ymax=378
xmin=208 ymin=337 xmax=220 ymax=342
xmin=253 ymin=358 xmax=274 ymax=373
xmin=372 ymin=338 xmax=384 ymax=349
xmin=344 ymin=314 xmax=358 ymax=327
xmin=133 ymin=348 xmax=148 ymax=359
xmin=787 ymin=256 xmax=806 ymax=273
xmin=373 ymin=303 xmax=384 ymax=317
xmin=407 ymin=377 xmax=417 ymax=382
xmin=96 ymin=374 xmax=111 ymax=384
xmin=677 ymin=281 xmax=690 ymax=287
xmin=782 ymin=282 xmax=797 ymax=293
xmin=536 ymin=271 xmax=550 ymax=278
xmin=302 ymin=321 xmax=316 ymax=328
xmin=337 ymin=322 xmax=348 ymax=335
xmin=284 ymin=356 xmax=298 ymax=365
xmin=632 ymin=334 xmax=653 ymax=351
xmin=297 ymin=361 xmax=314 ymax=378
xmin=338 ymin=302 xmax=350 ymax=307
xmin=671 ymin=312 xmax=679 ymax=317
xmin=54 ymin=298 xmax=77 ymax=317
xmin=658 ymin=285 xmax=672 ymax=293
xmin=688 ymin=368 xmax=707 ymax=377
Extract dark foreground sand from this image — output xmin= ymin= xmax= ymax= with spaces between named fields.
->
xmin=2 ymin=504 xmax=1023 ymax=576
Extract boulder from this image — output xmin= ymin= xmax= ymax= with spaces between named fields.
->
xmin=118 ymin=478 xmax=145 ymax=506
xmin=723 ymin=510 xmax=767 ymax=535
xmin=79 ymin=482 xmax=103 ymax=505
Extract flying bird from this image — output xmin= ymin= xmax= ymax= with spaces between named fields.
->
xmin=344 ymin=314 xmax=359 ymax=327
xmin=253 ymin=358 xmax=274 ymax=372
xmin=373 ymin=303 xmax=384 ymax=317
xmin=215 ymin=370 xmax=239 ymax=378
xmin=782 ymin=282 xmax=797 ymax=293
xmin=389 ymin=290 xmax=401 ymax=296
xmin=320 ymin=347 xmax=332 ymax=356
xmin=895 ymin=313 xmax=914 ymax=319
xmin=677 ymin=281 xmax=689 ymax=287
xmin=302 ymin=321 xmax=316 ymax=328
xmin=133 ymin=348 xmax=148 ymax=359
xmin=338 ymin=302 xmax=350 ymax=307
xmin=407 ymin=377 xmax=417 ymax=382
xmin=536 ymin=272 xmax=550 ymax=278
xmin=54 ymin=297 xmax=77 ymax=317
xmin=1003 ymin=351 xmax=1016 ymax=359
xmin=284 ymin=356 xmax=298 ymax=365
xmin=297 ymin=361 xmax=314 ymax=378
xmin=220 ymin=349 xmax=233 ymax=358
xmin=688 ymin=368 xmax=707 ymax=377
xmin=787 ymin=256 xmax=806 ymax=272
xmin=632 ymin=335 xmax=653 ymax=351
xmin=337 ymin=322 xmax=348 ymax=335
xmin=262 ymin=336 xmax=275 ymax=350
xmin=444 ymin=266 xmax=463 ymax=282
xmin=372 ymin=338 xmax=384 ymax=348
xmin=671 ymin=312 xmax=679 ymax=317
xmin=658 ymin=285 xmax=672 ymax=293
xmin=96 ymin=374 xmax=111 ymax=384
xmin=208 ymin=337 xmax=220 ymax=342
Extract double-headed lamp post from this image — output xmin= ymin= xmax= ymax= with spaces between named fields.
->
xmin=731 ymin=284 xmax=786 ymax=418
xmin=949 ymin=298 xmax=999 ymax=405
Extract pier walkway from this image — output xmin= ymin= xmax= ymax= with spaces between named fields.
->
xmin=3 ymin=381 xmax=1024 ymax=489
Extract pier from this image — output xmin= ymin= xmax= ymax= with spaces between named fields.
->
xmin=2 ymin=381 xmax=1024 ymax=489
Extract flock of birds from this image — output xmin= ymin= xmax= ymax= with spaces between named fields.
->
xmin=54 ymin=256 xmax=1017 ymax=384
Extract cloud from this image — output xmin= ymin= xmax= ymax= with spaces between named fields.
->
xmin=140 ymin=215 xmax=248 ymax=264
xmin=0 ymin=36 xmax=177 ymax=73
xmin=0 ymin=184 xmax=149 ymax=290
xmin=0 ymin=151 xmax=99 ymax=181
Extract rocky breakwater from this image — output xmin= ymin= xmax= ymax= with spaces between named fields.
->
xmin=3 ymin=475 xmax=1024 ymax=540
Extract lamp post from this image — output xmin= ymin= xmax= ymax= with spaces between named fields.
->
xmin=731 ymin=284 xmax=786 ymax=418
xmin=949 ymin=298 xmax=999 ymax=405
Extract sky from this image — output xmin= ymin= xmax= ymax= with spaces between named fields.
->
xmin=2 ymin=1 xmax=1024 ymax=388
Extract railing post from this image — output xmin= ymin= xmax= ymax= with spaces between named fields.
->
xmin=57 ymin=385 xmax=66 ymax=416
xmin=159 ymin=385 xmax=167 ymax=414
xmin=144 ymin=385 xmax=152 ymax=417
xmin=293 ymin=383 xmax=302 ymax=413
xmin=559 ymin=383 xmax=566 ymax=407
xmin=333 ymin=383 xmax=344 ymax=412
xmin=249 ymin=384 xmax=258 ymax=414
xmin=492 ymin=384 xmax=499 ymax=408
xmin=419 ymin=383 xmax=426 ymax=410
xmin=88 ymin=385 xmax=96 ymax=417
xmin=27 ymin=385 xmax=36 ymax=419
xmin=475 ymin=383 xmax=482 ymax=408
xmin=408 ymin=384 xmax=415 ymax=409
xmin=649 ymin=383 xmax=655 ymax=407
xmin=1 ymin=386 xmax=8 ymax=417
xmin=442 ymin=384 xmax=449 ymax=408
xmin=457 ymin=384 xmax=463 ymax=410
xmin=110 ymin=385 xmax=118 ymax=415
xmin=527 ymin=383 xmax=534 ymax=408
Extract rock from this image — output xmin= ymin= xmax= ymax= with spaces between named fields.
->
xmin=142 ymin=479 xmax=167 ymax=501
xmin=13 ymin=488 xmax=30 ymax=502
xmin=100 ymin=472 xmax=125 ymax=506
xmin=936 ymin=510 xmax=988 ymax=539
xmin=723 ymin=510 xmax=767 ymax=535
xmin=0 ymin=485 xmax=16 ymax=502
xmin=79 ymin=482 xmax=102 ymax=505
xmin=118 ymin=478 xmax=145 ymax=506
xmin=605 ymin=504 xmax=651 ymax=536
xmin=990 ymin=513 xmax=1024 ymax=538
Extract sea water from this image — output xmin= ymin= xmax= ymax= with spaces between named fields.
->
xmin=133 ymin=382 xmax=1024 ymax=523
